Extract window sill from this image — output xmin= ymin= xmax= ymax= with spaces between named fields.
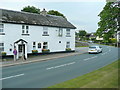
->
xmin=22 ymin=34 xmax=30 ymax=36
xmin=58 ymin=35 xmax=63 ymax=37
xmin=0 ymin=33 xmax=5 ymax=35
xmin=66 ymin=35 xmax=71 ymax=37
xmin=42 ymin=34 xmax=49 ymax=36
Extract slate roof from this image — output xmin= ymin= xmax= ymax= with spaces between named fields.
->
xmin=0 ymin=9 xmax=76 ymax=29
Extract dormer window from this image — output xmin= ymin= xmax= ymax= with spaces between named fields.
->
xmin=0 ymin=24 xmax=5 ymax=35
xmin=22 ymin=25 xmax=29 ymax=36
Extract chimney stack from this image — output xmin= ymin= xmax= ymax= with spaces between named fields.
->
xmin=41 ymin=8 xmax=47 ymax=16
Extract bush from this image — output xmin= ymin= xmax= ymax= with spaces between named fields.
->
xmin=42 ymin=49 xmax=50 ymax=53
xmin=110 ymin=38 xmax=117 ymax=43
xmin=32 ymin=50 xmax=38 ymax=53
xmin=66 ymin=48 xmax=71 ymax=51
xmin=1 ymin=52 xmax=6 ymax=56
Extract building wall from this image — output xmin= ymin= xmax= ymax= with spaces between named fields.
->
xmin=1 ymin=23 xmax=75 ymax=55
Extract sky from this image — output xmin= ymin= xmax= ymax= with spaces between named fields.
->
xmin=0 ymin=0 xmax=106 ymax=33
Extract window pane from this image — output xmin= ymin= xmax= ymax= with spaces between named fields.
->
xmin=26 ymin=30 xmax=28 ymax=33
xmin=66 ymin=28 xmax=70 ymax=36
xmin=43 ymin=42 xmax=47 ymax=45
xmin=0 ymin=43 xmax=4 ymax=46
xmin=67 ymin=42 xmax=70 ymax=44
xmin=43 ymin=46 xmax=48 ymax=49
xmin=26 ymin=26 xmax=29 ymax=29
xmin=18 ymin=45 xmax=22 ymax=52
xmin=22 ymin=30 xmax=24 ymax=33
xmin=33 ymin=42 xmax=36 ymax=45
xmin=0 ymin=47 xmax=4 ymax=52
xmin=43 ymin=42 xmax=48 ymax=49
xmin=0 ymin=29 xmax=3 ymax=32
xmin=0 ymin=24 xmax=3 ymax=28
xmin=38 ymin=43 xmax=41 ymax=48
xmin=66 ymin=42 xmax=70 ymax=48
xmin=22 ymin=25 xmax=25 ymax=29
xmin=58 ymin=28 xmax=63 ymax=36
xmin=43 ymin=32 xmax=48 ymax=35
xmin=33 ymin=46 xmax=36 ymax=50
xmin=43 ymin=27 xmax=48 ymax=30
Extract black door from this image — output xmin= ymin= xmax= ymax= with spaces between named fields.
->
xmin=18 ymin=44 xmax=25 ymax=54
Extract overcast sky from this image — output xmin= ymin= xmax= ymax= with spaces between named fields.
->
xmin=0 ymin=0 xmax=106 ymax=33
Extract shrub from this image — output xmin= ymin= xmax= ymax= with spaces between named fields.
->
xmin=110 ymin=38 xmax=117 ymax=43
xmin=42 ymin=49 xmax=50 ymax=53
xmin=1 ymin=52 xmax=6 ymax=56
xmin=32 ymin=50 xmax=38 ymax=53
xmin=66 ymin=48 xmax=71 ymax=51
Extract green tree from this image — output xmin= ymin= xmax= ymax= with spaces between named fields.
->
xmin=21 ymin=6 xmax=40 ymax=14
xmin=21 ymin=6 xmax=66 ymax=19
xmin=96 ymin=1 xmax=119 ymax=42
xmin=47 ymin=10 xmax=66 ymax=18
xmin=78 ymin=30 xmax=87 ymax=37
xmin=78 ymin=30 xmax=87 ymax=41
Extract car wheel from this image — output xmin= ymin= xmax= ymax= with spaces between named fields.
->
xmin=97 ymin=51 xmax=99 ymax=54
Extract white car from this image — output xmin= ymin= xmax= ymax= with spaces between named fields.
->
xmin=88 ymin=46 xmax=102 ymax=54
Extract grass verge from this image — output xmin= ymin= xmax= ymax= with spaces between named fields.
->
xmin=48 ymin=60 xmax=119 ymax=88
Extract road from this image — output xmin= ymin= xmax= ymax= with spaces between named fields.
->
xmin=2 ymin=45 xmax=119 ymax=88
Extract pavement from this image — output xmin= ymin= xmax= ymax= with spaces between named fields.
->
xmin=1 ymin=45 xmax=119 ymax=88
xmin=0 ymin=47 xmax=88 ymax=67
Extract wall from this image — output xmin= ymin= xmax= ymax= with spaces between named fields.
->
xmin=1 ymin=23 xmax=75 ymax=55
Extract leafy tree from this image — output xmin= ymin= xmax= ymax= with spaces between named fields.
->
xmin=96 ymin=1 xmax=119 ymax=42
xmin=21 ymin=6 xmax=66 ymax=19
xmin=78 ymin=30 xmax=87 ymax=37
xmin=21 ymin=6 xmax=40 ymax=14
xmin=47 ymin=10 xmax=66 ymax=18
xmin=78 ymin=30 xmax=87 ymax=41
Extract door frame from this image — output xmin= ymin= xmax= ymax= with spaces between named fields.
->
xmin=14 ymin=39 xmax=27 ymax=59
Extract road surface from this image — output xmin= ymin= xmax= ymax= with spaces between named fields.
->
xmin=2 ymin=45 xmax=119 ymax=88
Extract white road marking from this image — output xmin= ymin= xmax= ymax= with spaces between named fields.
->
xmin=0 ymin=73 xmax=24 ymax=80
xmin=84 ymin=58 xmax=91 ymax=61
xmin=46 ymin=62 xmax=75 ymax=70
xmin=84 ymin=56 xmax=98 ymax=61
xmin=101 ymin=51 xmax=108 ymax=55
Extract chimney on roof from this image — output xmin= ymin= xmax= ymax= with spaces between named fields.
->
xmin=41 ymin=8 xmax=47 ymax=16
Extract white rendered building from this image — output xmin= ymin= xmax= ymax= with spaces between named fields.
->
xmin=0 ymin=9 xmax=76 ymax=59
